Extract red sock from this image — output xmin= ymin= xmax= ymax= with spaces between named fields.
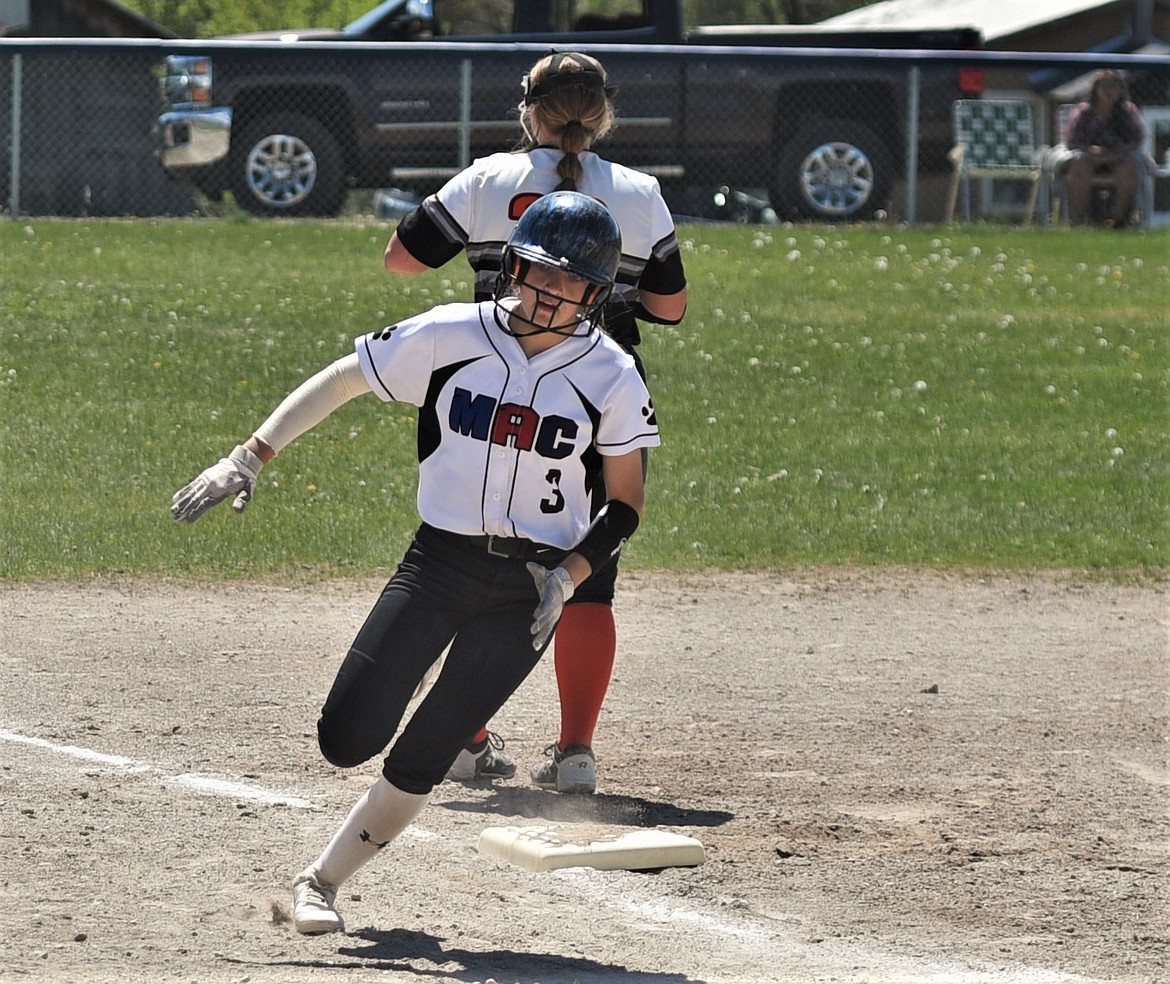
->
xmin=467 ymin=726 xmax=489 ymax=748
xmin=553 ymin=603 xmax=616 ymax=749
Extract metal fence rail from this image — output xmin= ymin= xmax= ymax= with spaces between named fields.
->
xmin=1 ymin=39 xmax=1167 ymax=223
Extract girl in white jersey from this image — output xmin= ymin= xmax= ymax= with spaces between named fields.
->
xmin=172 ymin=192 xmax=658 ymax=934
xmin=385 ymin=51 xmax=687 ymax=794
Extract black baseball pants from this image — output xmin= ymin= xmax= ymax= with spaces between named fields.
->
xmin=316 ymin=523 xmax=564 ymax=794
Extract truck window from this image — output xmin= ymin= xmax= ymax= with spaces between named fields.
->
xmin=432 ymin=0 xmax=649 ymax=35
xmin=433 ymin=0 xmax=514 ymax=35
xmin=570 ymin=0 xmax=649 ymax=32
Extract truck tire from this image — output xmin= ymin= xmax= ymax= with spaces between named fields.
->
xmin=230 ymin=113 xmax=346 ymax=217
xmin=772 ymin=119 xmax=894 ymax=221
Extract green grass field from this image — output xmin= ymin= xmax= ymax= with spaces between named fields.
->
xmin=1 ymin=219 xmax=1166 ymax=580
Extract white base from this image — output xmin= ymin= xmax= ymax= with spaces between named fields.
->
xmin=477 ymin=824 xmax=705 ymax=872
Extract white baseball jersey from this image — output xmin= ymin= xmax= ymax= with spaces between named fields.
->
xmin=413 ymin=148 xmax=683 ymax=302
xmin=355 ymin=300 xmax=659 ymax=550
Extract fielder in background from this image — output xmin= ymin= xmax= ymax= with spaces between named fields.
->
xmin=171 ymin=192 xmax=659 ymax=934
xmin=385 ymin=50 xmax=688 ymax=794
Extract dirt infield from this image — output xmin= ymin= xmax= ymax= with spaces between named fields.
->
xmin=1 ymin=571 xmax=1166 ymax=984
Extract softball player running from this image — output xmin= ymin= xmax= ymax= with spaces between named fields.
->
xmin=385 ymin=51 xmax=687 ymax=794
xmin=172 ymin=192 xmax=656 ymax=935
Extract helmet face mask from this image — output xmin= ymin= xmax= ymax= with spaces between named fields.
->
xmin=497 ymin=254 xmax=612 ymax=338
xmin=495 ymin=191 xmax=622 ymax=339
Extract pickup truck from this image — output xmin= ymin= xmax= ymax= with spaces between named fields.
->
xmin=157 ymin=0 xmax=983 ymax=221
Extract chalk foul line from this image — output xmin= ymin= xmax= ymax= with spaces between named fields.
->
xmin=0 ymin=727 xmax=314 ymax=809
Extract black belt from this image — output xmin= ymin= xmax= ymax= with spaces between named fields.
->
xmin=423 ymin=525 xmax=564 ymax=562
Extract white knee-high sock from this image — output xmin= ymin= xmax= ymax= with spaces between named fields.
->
xmin=308 ymin=777 xmax=429 ymax=890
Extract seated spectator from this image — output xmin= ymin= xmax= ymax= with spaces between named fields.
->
xmin=1057 ymin=70 xmax=1148 ymax=227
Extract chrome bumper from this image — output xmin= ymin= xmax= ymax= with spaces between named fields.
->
xmin=159 ymin=108 xmax=233 ymax=168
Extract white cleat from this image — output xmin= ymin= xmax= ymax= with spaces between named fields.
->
xmin=445 ymin=732 xmax=517 ymax=782
xmin=530 ymin=743 xmax=597 ymax=794
xmin=292 ymin=868 xmax=345 ymax=935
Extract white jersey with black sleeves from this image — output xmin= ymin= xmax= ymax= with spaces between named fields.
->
xmin=420 ymin=148 xmax=681 ymax=301
xmin=355 ymin=300 xmax=659 ymax=549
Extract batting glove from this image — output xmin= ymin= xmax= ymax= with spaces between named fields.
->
xmin=170 ymin=445 xmax=263 ymax=523
xmin=527 ymin=562 xmax=575 ymax=651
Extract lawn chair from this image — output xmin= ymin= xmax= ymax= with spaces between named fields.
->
xmin=946 ymin=99 xmax=1045 ymax=224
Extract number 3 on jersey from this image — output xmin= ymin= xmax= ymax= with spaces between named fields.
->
xmin=541 ymin=468 xmax=565 ymax=514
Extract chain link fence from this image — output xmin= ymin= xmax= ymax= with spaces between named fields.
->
xmin=1 ymin=39 xmax=1167 ymax=224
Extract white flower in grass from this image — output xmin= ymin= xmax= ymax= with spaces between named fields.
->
xmin=1112 ymin=447 xmax=1124 ymax=458
xmin=874 ymin=256 xmax=889 ymax=271
xmin=786 ymin=250 xmax=801 ymax=262
xmin=1045 ymin=385 xmax=1057 ymax=395
xmin=1106 ymin=428 xmax=1119 ymax=439
xmin=914 ymin=380 xmax=927 ymax=393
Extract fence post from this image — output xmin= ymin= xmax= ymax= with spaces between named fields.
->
xmin=459 ymin=58 xmax=472 ymax=170
xmin=904 ymin=64 xmax=920 ymax=226
xmin=8 ymin=52 xmax=21 ymax=219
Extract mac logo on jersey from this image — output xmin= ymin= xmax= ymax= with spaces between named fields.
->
xmin=449 ymin=386 xmax=577 ymax=459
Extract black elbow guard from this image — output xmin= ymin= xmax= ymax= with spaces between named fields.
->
xmin=632 ymin=299 xmax=686 ymax=325
xmin=574 ymin=500 xmax=641 ymax=574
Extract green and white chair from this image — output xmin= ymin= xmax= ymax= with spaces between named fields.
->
xmin=946 ymin=99 xmax=1045 ymax=224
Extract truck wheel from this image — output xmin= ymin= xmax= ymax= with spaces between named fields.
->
xmin=773 ymin=119 xmax=893 ymax=221
xmin=230 ymin=113 xmax=346 ymax=217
